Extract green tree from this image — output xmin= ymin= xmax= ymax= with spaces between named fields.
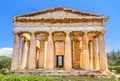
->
xmin=112 ymin=50 xmax=116 ymax=60
xmin=0 ymin=56 xmax=11 ymax=69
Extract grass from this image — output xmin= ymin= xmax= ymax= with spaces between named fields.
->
xmin=0 ymin=74 xmax=117 ymax=81
xmin=109 ymin=66 xmax=120 ymax=74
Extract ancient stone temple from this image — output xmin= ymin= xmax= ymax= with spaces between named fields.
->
xmin=11 ymin=7 xmax=109 ymax=75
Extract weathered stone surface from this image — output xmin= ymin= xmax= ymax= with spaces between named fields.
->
xmin=38 ymin=40 xmax=45 ymax=68
xmin=64 ymin=32 xmax=72 ymax=71
xmin=93 ymin=38 xmax=99 ymax=70
xmin=98 ymin=33 xmax=108 ymax=71
xmin=82 ymin=33 xmax=90 ymax=71
xmin=19 ymin=40 xmax=27 ymax=69
xmin=89 ymin=41 xmax=93 ymax=70
xmin=14 ymin=22 xmax=104 ymax=28
xmin=34 ymin=11 xmax=80 ymax=18
xmin=28 ymin=33 xmax=36 ymax=70
xmin=14 ymin=26 xmax=105 ymax=32
xmin=11 ymin=7 xmax=109 ymax=75
xmin=46 ymin=32 xmax=54 ymax=70
xmin=73 ymin=41 xmax=80 ymax=69
xmin=11 ymin=33 xmax=20 ymax=71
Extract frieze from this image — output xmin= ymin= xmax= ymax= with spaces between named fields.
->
xmin=14 ymin=22 xmax=104 ymax=28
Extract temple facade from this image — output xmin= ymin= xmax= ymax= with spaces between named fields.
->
xmin=11 ymin=7 xmax=109 ymax=73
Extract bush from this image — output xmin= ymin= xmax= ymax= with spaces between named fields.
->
xmin=0 ymin=68 xmax=9 ymax=75
xmin=0 ymin=74 xmax=58 ymax=81
xmin=109 ymin=66 xmax=120 ymax=73
xmin=0 ymin=74 xmax=117 ymax=81
xmin=0 ymin=56 xmax=11 ymax=74
xmin=0 ymin=56 xmax=11 ymax=69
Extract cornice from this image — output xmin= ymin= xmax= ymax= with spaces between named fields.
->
xmin=12 ymin=17 xmax=108 ymax=23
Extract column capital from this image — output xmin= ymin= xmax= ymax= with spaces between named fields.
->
xmin=14 ymin=32 xmax=20 ymax=40
xmin=98 ymin=31 xmax=105 ymax=35
xmin=82 ymin=31 xmax=88 ymax=35
xmin=30 ymin=32 xmax=35 ymax=35
xmin=65 ymin=32 xmax=70 ymax=35
xmin=13 ymin=32 xmax=20 ymax=35
xmin=21 ymin=36 xmax=27 ymax=41
xmin=48 ymin=32 xmax=53 ymax=35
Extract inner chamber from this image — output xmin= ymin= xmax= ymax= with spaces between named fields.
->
xmin=54 ymin=32 xmax=83 ymax=69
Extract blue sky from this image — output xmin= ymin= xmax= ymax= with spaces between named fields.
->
xmin=0 ymin=0 xmax=120 ymax=55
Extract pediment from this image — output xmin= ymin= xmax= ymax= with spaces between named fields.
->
xmin=29 ymin=11 xmax=81 ymax=18
xmin=16 ymin=7 xmax=104 ymax=18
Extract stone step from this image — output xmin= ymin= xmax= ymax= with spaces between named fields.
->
xmin=8 ymin=70 xmax=114 ymax=77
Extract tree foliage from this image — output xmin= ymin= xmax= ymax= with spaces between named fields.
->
xmin=0 ymin=56 xmax=11 ymax=69
xmin=107 ymin=50 xmax=120 ymax=66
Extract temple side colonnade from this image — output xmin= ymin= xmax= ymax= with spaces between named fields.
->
xmin=10 ymin=7 xmax=109 ymax=73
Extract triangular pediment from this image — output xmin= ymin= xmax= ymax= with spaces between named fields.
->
xmin=16 ymin=7 xmax=104 ymax=18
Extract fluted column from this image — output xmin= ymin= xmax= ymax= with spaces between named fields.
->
xmin=36 ymin=47 xmax=40 ymax=68
xmin=89 ymin=41 xmax=93 ymax=70
xmin=98 ymin=33 xmax=108 ymax=71
xmin=80 ymin=40 xmax=83 ymax=69
xmin=46 ymin=32 xmax=54 ymax=70
xmin=28 ymin=32 xmax=36 ymax=70
xmin=82 ymin=32 xmax=89 ymax=71
xmin=19 ymin=40 xmax=27 ymax=70
xmin=11 ymin=32 xmax=20 ymax=71
xmin=64 ymin=32 xmax=72 ymax=71
xmin=72 ymin=41 xmax=75 ymax=68
xmin=93 ymin=38 xmax=99 ymax=70
xmin=26 ymin=42 xmax=30 ymax=69
xmin=44 ymin=41 xmax=47 ymax=68
xmin=38 ymin=40 xmax=45 ymax=68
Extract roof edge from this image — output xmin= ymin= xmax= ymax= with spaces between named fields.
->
xmin=14 ymin=7 xmax=106 ymax=18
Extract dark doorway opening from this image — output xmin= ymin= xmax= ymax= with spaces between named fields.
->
xmin=56 ymin=56 xmax=64 ymax=68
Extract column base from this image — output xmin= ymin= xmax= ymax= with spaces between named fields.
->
xmin=8 ymin=69 xmax=115 ymax=77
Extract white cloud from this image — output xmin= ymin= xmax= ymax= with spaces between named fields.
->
xmin=0 ymin=47 xmax=13 ymax=57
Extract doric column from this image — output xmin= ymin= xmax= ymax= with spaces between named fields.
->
xmin=89 ymin=41 xmax=93 ymax=70
xmin=28 ymin=32 xmax=36 ymax=70
xmin=38 ymin=40 xmax=45 ymax=68
xmin=64 ymin=32 xmax=72 ymax=71
xmin=36 ymin=47 xmax=39 ymax=67
xmin=11 ymin=32 xmax=20 ymax=71
xmin=72 ymin=41 xmax=75 ymax=68
xmin=46 ymin=32 xmax=54 ymax=70
xmin=93 ymin=38 xmax=99 ymax=70
xmin=82 ymin=32 xmax=89 ymax=71
xmin=80 ymin=40 xmax=83 ymax=69
xmin=98 ymin=33 xmax=108 ymax=71
xmin=19 ymin=39 xmax=27 ymax=70
xmin=44 ymin=41 xmax=47 ymax=68
xmin=26 ymin=42 xmax=30 ymax=69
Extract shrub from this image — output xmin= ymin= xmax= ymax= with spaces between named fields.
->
xmin=0 ymin=56 xmax=11 ymax=69
xmin=0 ymin=74 xmax=117 ymax=81
xmin=109 ymin=66 xmax=120 ymax=73
xmin=0 ymin=68 xmax=9 ymax=75
xmin=0 ymin=74 xmax=59 ymax=81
